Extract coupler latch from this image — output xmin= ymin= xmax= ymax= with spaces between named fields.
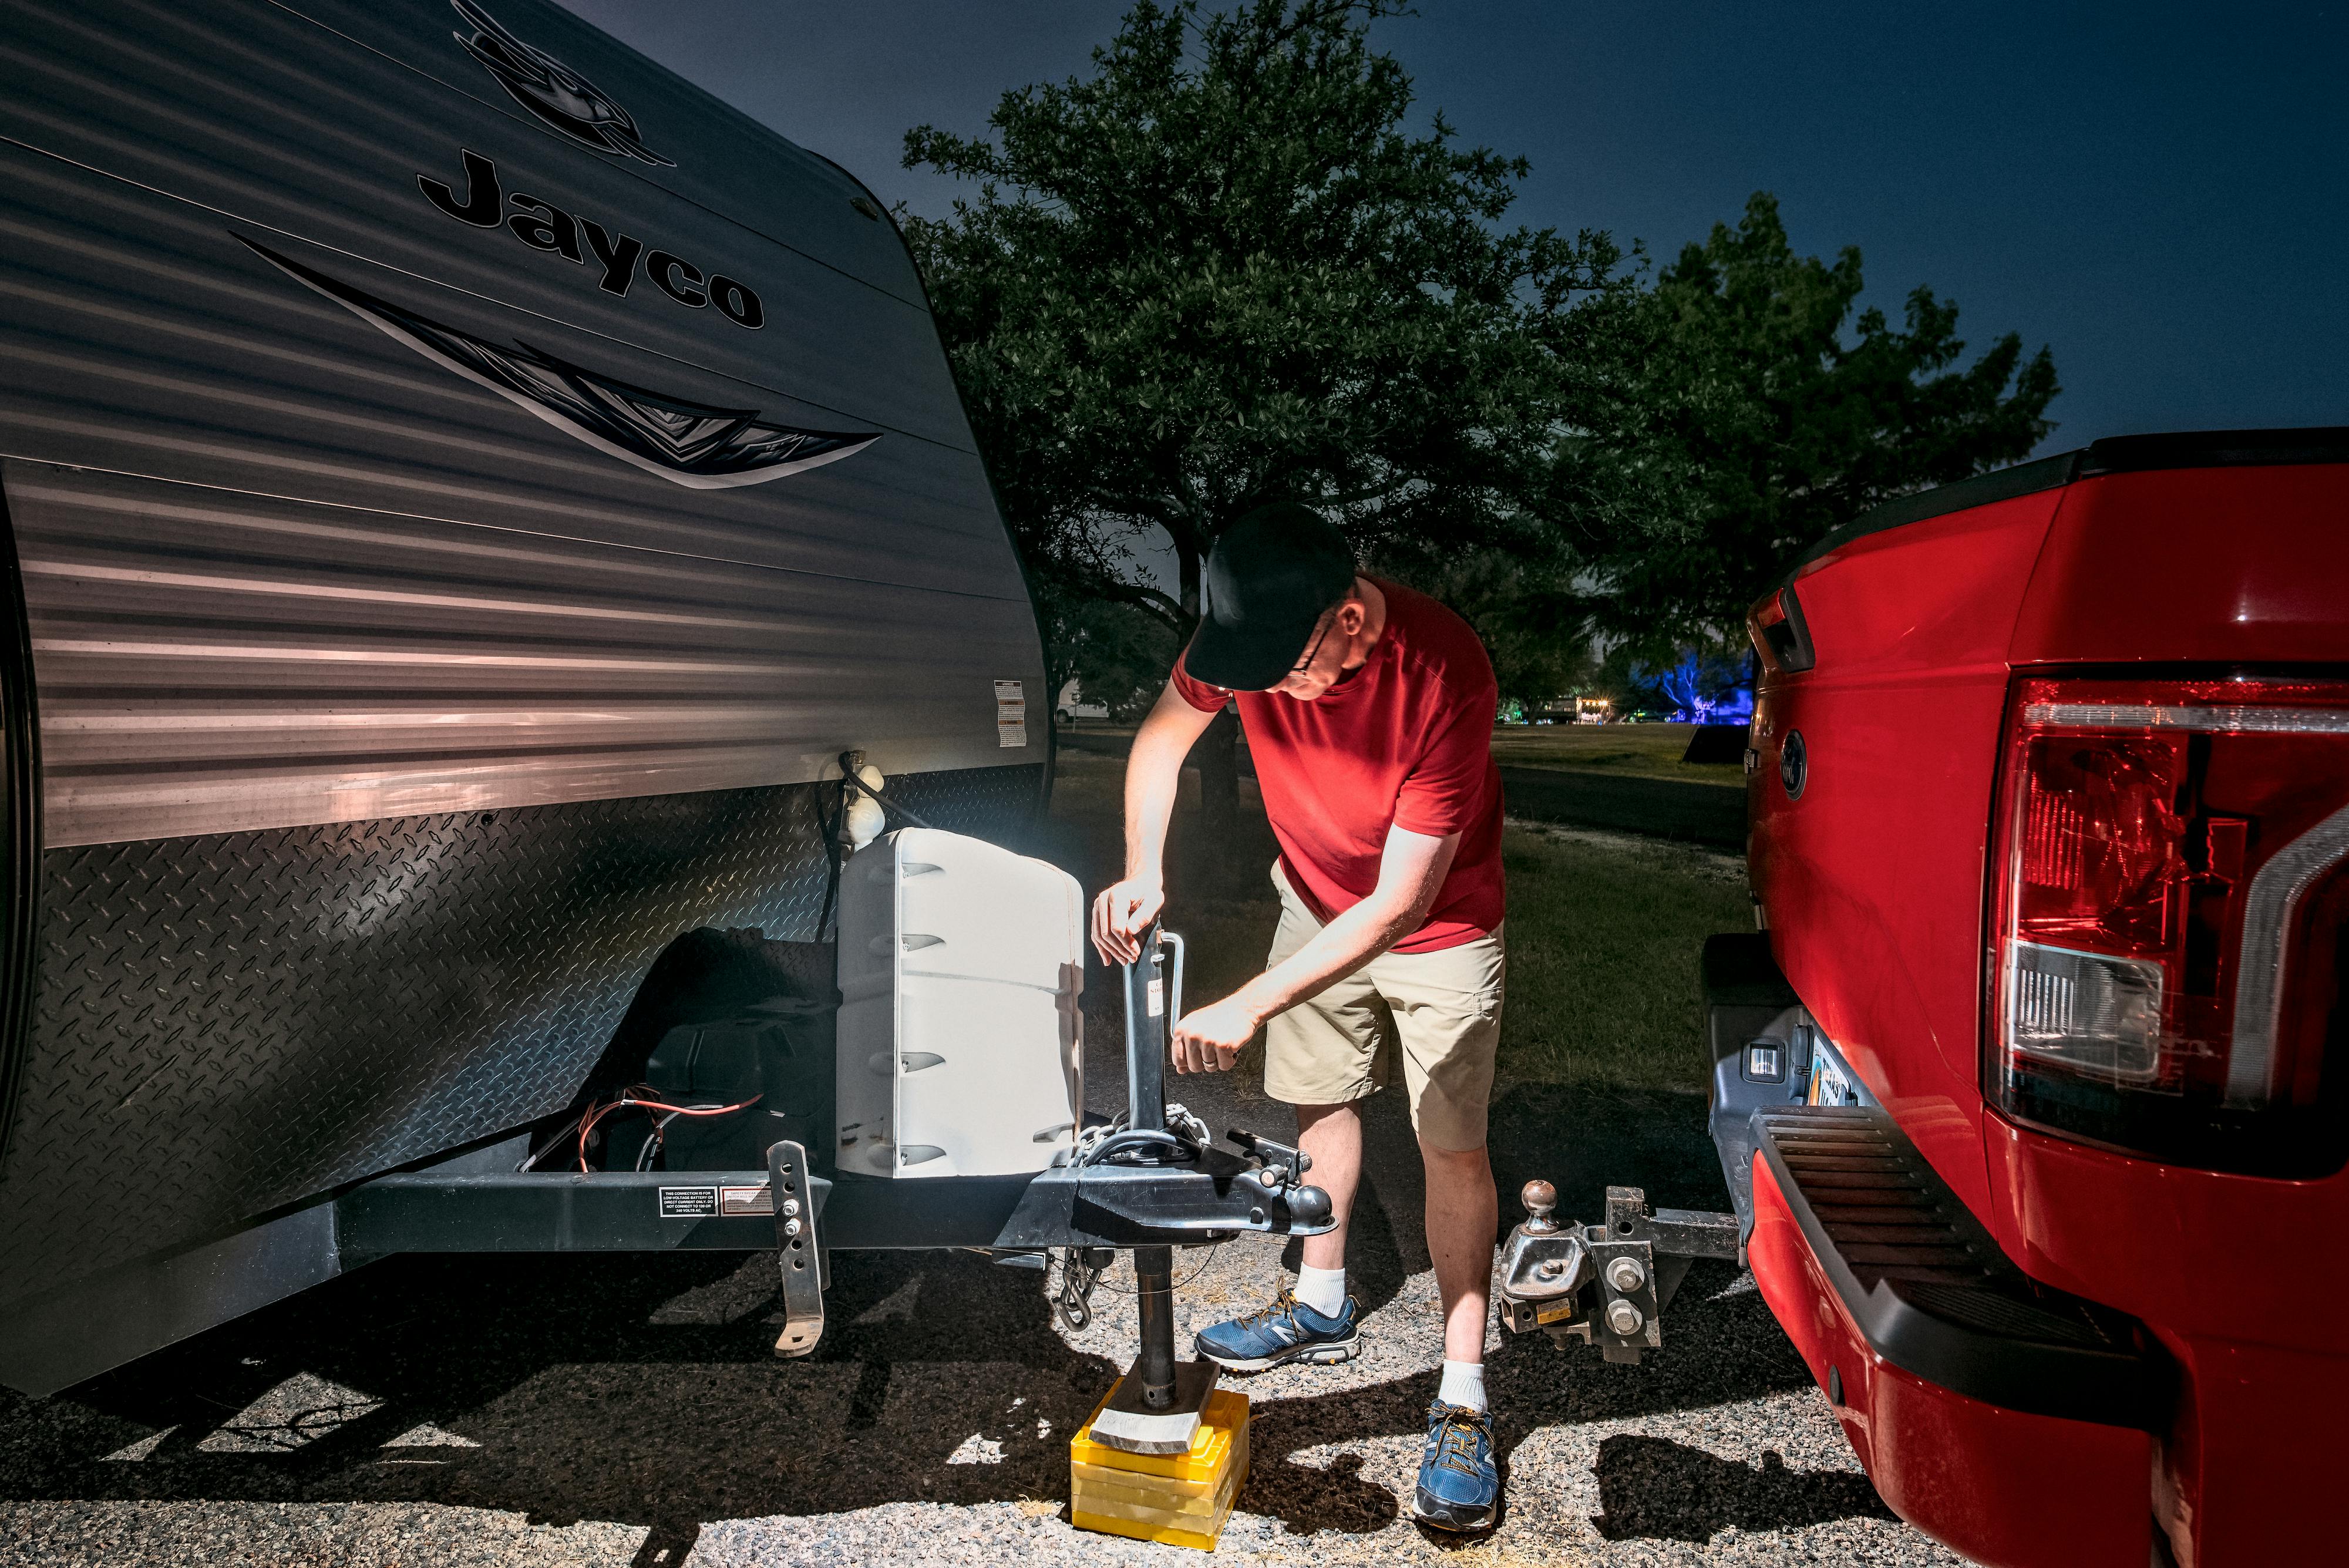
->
xmin=1495 ymin=1181 xmax=1738 ymax=1364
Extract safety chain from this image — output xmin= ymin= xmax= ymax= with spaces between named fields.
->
xmin=1071 ymin=1103 xmax=1211 ymax=1159
xmin=1054 ymin=1247 xmax=1103 ymax=1330
xmin=1165 ymin=1102 xmax=1211 ymax=1149
xmin=1052 ymin=1103 xmax=1217 ymax=1331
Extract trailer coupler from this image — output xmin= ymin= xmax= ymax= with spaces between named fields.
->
xmin=1494 ymin=1181 xmax=1738 ymax=1363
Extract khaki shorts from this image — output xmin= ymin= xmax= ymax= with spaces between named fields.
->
xmin=1261 ymin=863 xmax=1505 ymax=1151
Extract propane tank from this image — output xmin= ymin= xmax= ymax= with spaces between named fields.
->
xmin=844 ymin=761 xmax=888 ymax=850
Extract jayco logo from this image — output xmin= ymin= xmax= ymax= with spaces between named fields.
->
xmin=418 ymin=148 xmax=762 ymax=329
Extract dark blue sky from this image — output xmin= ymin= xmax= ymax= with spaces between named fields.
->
xmin=559 ymin=0 xmax=2347 ymax=453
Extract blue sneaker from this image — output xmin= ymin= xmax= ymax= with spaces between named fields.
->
xmin=1414 ymin=1400 xmax=1498 ymax=1532
xmin=1193 ymin=1289 xmax=1361 ymax=1371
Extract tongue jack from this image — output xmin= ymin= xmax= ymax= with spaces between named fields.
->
xmin=1084 ymin=924 xmax=1221 ymax=1455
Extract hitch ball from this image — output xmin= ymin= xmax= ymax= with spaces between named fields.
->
xmin=1605 ymin=1256 xmax=1645 ymax=1294
xmin=1521 ymin=1179 xmax=1559 ymax=1234
xmin=1288 ymin=1183 xmax=1334 ymax=1229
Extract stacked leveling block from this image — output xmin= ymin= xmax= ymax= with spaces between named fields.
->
xmin=1071 ymin=1384 xmax=1249 ymax=1549
xmin=1070 ymin=1243 xmax=1237 ymax=1549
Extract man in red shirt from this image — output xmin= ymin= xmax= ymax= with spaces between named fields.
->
xmin=1090 ymin=502 xmax=1506 ymax=1532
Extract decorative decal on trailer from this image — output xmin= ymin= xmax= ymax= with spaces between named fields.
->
xmin=238 ymin=235 xmax=879 ymax=489
xmin=449 ymin=0 xmax=673 ymax=166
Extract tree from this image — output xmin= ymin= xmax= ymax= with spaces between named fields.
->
xmin=903 ymin=0 xmax=1630 ymax=839
xmin=1042 ymin=591 xmax=1179 ymax=721
xmin=1575 ymin=193 xmax=2059 ymax=654
xmin=1372 ymin=547 xmax=1588 ymax=716
xmin=1624 ymin=647 xmax=1754 ymax=723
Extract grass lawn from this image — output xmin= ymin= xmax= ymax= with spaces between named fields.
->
xmin=1034 ymin=743 xmax=1749 ymax=1095
xmin=1065 ymin=719 xmax=1745 ymax=787
xmin=1488 ymin=723 xmax=1746 ymax=786
xmin=1495 ymin=824 xmax=1750 ymax=1089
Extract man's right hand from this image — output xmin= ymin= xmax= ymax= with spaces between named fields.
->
xmin=1090 ymin=876 xmax=1166 ymax=965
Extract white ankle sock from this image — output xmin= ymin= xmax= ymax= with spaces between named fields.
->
xmin=1439 ymin=1358 xmax=1488 ymax=1412
xmin=1294 ymin=1263 xmax=1347 ymax=1318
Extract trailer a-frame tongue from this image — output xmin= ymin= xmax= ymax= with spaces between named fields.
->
xmin=335 ymin=911 xmax=1333 ymax=1431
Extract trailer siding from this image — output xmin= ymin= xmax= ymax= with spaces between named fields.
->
xmin=2 ymin=0 xmax=1041 ymax=846
xmin=0 ymin=0 xmax=1047 ymax=1340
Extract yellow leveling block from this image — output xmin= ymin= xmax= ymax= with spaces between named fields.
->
xmin=1069 ymin=1387 xmax=1250 ymax=1550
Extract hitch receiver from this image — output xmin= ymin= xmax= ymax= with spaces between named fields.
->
xmin=1495 ymin=1182 xmax=1737 ymax=1364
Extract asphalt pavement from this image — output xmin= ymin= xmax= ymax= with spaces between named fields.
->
xmin=0 ymin=971 xmax=1965 ymax=1567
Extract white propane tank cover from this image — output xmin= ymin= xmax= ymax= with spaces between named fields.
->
xmin=844 ymin=763 xmax=888 ymax=850
xmin=834 ymin=827 xmax=1085 ymax=1177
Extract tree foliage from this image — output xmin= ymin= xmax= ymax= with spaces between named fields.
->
xmin=907 ymin=3 xmax=2062 ymax=714
xmin=902 ymin=0 xmax=1627 ymax=656
xmin=1371 ymin=549 xmax=1588 ymax=714
xmin=1042 ymin=593 xmax=1179 ymax=721
xmin=1577 ymin=193 xmax=2059 ymax=652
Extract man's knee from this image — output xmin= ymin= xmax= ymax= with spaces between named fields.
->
xmin=1419 ymin=1138 xmax=1493 ymax=1180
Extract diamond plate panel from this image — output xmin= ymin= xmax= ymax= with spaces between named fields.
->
xmin=0 ymin=765 xmax=1039 ymax=1304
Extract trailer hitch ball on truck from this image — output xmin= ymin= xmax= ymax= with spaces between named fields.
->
xmin=1495 ymin=1180 xmax=1738 ymax=1364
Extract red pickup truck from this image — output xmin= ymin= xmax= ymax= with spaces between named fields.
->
xmin=1709 ymin=426 xmax=2349 ymax=1567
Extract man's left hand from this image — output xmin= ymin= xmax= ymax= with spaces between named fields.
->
xmin=1170 ymin=992 xmax=1263 ymax=1074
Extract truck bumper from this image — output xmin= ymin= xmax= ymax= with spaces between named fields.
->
xmin=1750 ymin=1156 xmax=2151 ymax=1567
xmin=1742 ymin=1105 xmax=2168 ymax=1568
xmin=1985 ymin=1117 xmax=2349 ymax=1567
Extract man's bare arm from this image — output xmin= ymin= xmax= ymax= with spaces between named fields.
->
xmin=1170 ymin=823 xmax=1461 ymax=1072
xmin=1089 ymin=680 xmax=1219 ymax=964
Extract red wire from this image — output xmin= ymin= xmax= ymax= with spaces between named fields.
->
xmin=576 ymin=1089 xmax=762 ymax=1172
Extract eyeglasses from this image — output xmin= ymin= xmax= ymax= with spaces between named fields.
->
xmin=1287 ymin=614 xmax=1335 ymax=679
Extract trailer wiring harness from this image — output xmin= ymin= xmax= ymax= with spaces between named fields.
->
xmin=563 ymin=1085 xmax=764 ymax=1173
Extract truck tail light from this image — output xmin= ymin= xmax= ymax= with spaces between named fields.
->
xmin=1988 ymin=675 xmax=2349 ymax=1176
xmin=1748 ymin=585 xmax=1816 ymax=673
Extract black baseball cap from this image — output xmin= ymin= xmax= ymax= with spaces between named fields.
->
xmin=1182 ymin=502 xmax=1358 ymax=691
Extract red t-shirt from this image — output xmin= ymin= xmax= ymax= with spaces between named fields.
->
xmin=1170 ymin=577 xmax=1505 ymax=952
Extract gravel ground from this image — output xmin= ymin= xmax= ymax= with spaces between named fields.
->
xmin=0 ymin=936 xmax=1968 ymax=1568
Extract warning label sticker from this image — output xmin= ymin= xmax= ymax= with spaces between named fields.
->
xmin=658 ymin=1187 xmax=718 ymax=1219
xmin=719 ymin=1184 xmax=773 ymax=1217
xmin=1146 ymin=976 xmax=1165 ymax=1017
xmin=995 ymin=678 xmax=1028 ymax=748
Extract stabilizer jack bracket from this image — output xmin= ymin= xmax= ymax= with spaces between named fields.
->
xmin=769 ymin=1139 xmax=826 ymax=1357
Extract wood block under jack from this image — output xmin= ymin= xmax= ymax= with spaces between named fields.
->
xmin=1084 ymin=1356 xmax=1218 ymax=1455
xmin=1071 ymin=1386 xmax=1250 ymax=1551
